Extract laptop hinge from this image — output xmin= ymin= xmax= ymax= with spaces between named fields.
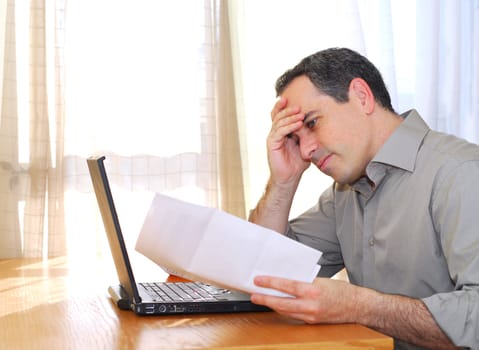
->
xmin=108 ymin=285 xmax=138 ymax=310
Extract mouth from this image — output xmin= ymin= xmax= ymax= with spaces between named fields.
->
xmin=317 ymin=154 xmax=332 ymax=171
xmin=311 ymin=150 xmax=332 ymax=171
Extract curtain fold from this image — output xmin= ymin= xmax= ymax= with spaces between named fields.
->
xmin=24 ymin=0 xmax=66 ymax=257
xmin=0 ymin=0 xmax=66 ymax=258
xmin=415 ymin=0 xmax=479 ymax=143
xmin=213 ymin=0 xmax=246 ymax=218
xmin=24 ymin=0 xmax=51 ymax=256
xmin=0 ymin=0 xmax=22 ymax=258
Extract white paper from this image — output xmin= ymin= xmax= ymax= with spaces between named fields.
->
xmin=135 ymin=193 xmax=322 ymax=297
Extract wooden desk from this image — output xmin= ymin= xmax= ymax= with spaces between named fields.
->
xmin=0 ymin=257 xmax=393 ymax=349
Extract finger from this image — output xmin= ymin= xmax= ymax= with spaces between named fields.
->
xmin=271 ymin=106 xmax=302 ymax=125
xmin=270 ymin=110 xmax=304 ymax=142
xmin=251 ymin=293 xmax=312 ymax=318
xmin=269 ymin=120 xmax=303 ymax=147
xmin=270 ymin=96 xmax=302 ymax=124
xmin=254 ymin=275 xmax=308 ymax=297
xmin=270 ymin=96 xmax=288 ymax=120
xmin=250 ymin=293 xmax=297 ymax=310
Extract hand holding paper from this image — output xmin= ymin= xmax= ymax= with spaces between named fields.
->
xmin=135 ymin=194 xmax=322 ymax=297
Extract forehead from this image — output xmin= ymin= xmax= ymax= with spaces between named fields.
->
xmin=282 ymin=76 xmax=321 ymax=99
xmin=281 ymin=75 xmax=334 ymax=111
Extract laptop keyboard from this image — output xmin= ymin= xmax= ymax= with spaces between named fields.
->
xmin=141 ymin=282 xmax=232 ymax=302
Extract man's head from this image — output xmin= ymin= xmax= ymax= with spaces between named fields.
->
xmin=275 ymin=47 xmax=395 ymax=113
xmin=274 ymin=48 xmax=402 ymax=185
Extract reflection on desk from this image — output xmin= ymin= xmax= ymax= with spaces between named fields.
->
xmin=0 ymin=257 xmax=393 ymax=349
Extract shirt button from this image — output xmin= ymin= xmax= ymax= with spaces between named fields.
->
xmin=368 ymin=238 xmax=375 ymax=246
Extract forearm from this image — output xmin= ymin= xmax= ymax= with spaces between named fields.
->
xmin=356 ymin=287 xmax=456 ymax=349
xmin=248 ymin=178 xmax=298 ymax=234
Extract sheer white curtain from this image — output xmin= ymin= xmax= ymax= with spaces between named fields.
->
xmin=63 ymin=0 xmax=229 ymax=264
xmin=0 ymin=1 xmax=243 ymax=263
xmin=0 ymin=0 xmax=66 ymax=258
xmin=415 ymin=0 xmax=479 ymax=143
xmin=229 ymin=0 xmax=479 ymax=218
xmin=1 ymin=0 xmax=477 ymax=260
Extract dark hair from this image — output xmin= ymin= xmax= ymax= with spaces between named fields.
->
xmin=275 ymin=47 xmax=395 ymax=112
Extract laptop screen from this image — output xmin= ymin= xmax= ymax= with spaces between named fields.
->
xmin=87 ymin=156 xmax=141 ymax=304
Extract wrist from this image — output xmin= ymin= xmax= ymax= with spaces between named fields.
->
xmin=266 ymin=176 xmax=300 ymax=198
xmin=349 ymin=285 xmax=386 ymax=326
xmin=248 ymin=177 xmax=298 ymax=233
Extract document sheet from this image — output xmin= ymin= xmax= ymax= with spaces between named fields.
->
xmin=135 ymin=193 xmax=322 ymax=297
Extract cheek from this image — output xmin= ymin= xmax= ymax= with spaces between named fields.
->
xmin=320 ymin=119 xmax=365 ymax=155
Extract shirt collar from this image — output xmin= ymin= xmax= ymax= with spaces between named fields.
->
xmin=369 ymin=109 xmax=430 ymax=173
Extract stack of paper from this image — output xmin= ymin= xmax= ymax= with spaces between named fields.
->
xmin=135 ymin=193 xmax=322 ymax=297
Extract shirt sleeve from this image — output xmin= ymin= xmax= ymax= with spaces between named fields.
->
xmin=286 ymin=185 xmax=344 ymax=277
xmin=422 ymin=160 xmax=479 ymax=348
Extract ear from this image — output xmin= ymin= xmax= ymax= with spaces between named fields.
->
xmin=349 ymin=78 xmax=375 ymax=114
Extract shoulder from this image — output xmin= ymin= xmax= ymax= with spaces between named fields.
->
xmin=418 ymin=132 xmax=479 ymax=227
xmin=419 ymin=130 xmax=479 ymax=189
xmin=422 ymin=129 xmax=479 ymax=164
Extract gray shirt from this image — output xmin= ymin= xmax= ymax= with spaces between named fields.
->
xmin=286 ymin=110 xmax=479 ymax=349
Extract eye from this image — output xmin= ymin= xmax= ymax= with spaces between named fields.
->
xmin=305 ymin=118 xmax=318 ymax=130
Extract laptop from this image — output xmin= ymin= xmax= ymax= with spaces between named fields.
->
xmin=87 ymin=155 xmax=269 ymax=315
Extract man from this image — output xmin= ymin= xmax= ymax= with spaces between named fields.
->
xmin=248 ymin=47 xmax=479 ymax=349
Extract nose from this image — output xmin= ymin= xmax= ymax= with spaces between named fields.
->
xmin=299 ymin=135 xmax=317 ymax=162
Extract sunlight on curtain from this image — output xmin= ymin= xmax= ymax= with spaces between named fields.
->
xmin=64 ymin=2 xmax=204 ymax=159
xmin=15 ymin=0 xmax=29 ymax=165
xmin=62 ymin=1 xmax=220 ymax=267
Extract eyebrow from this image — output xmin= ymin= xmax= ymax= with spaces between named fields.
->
xmin=287 ymin=110 xmax=321 ymax=138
